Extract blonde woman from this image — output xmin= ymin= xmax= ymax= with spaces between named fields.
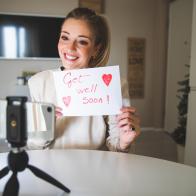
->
xmin=28 ymin=7 xmax=140 ymax=152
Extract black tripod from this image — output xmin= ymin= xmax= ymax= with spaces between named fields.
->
xmin=0 ymin=148 xmax=70 ymax=196
xmin=0 ymin=96 xmax=70 ymax=195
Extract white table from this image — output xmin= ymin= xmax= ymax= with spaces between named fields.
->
xmin=0 ymin=149 xmax=196 ymax=196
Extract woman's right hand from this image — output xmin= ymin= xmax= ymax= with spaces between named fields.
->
xmin=55 ymin=106 xmax=63 ymax=118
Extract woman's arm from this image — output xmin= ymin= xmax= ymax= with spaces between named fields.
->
xmin=106 ymin=79 xmax=141 ymax=152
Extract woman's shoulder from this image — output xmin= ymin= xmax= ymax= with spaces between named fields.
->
xmin=28 ymin=69 xmax=57 ymax=84
xmin=28 ymin=69 xmax=58 ymax=101
xmin=30 ymin=69 xmax=53 ymax=80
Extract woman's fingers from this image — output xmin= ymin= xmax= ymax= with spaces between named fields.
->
xmin=120 ymin=106 xmax=136 ymax=113
xmin=117 ymin=106 xmax=141 ymax=150
xmin=55 ymin=106 xmax=63 ymax=118
xmin=56 ymin=106 xmax=63 ymax=111
xmin=117 ymin=106 xmax=140 ymax=129
xmin=117 ymin=114 xmax=140 ymax=127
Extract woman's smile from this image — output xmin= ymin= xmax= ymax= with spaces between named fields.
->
xmin=64 ymin=53 xmax=79 ymax=62
xmin=58 ymin=18 xmax=96 ymax=69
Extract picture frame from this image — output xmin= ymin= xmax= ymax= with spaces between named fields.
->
xmin=127 ymin=37 xmax=146 ymax=99
xmin=79 ymin=0 xmax=104 ymax=14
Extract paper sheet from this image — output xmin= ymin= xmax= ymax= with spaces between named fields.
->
xmin=53 ymin=65 xmax=122 ymax=116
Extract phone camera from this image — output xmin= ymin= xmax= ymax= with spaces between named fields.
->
xmin=47 ymin=107 xmax=52 ymax=113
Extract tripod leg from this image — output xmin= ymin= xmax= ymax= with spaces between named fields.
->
xmin=0 ymin=167 xmax=9 ymax=179
xmin=3 ymin=172 xmax=19 ymax=196
xmin=27 ymin=164 xmax=70 ymax=193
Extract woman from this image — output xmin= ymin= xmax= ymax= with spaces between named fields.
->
xmin=28 ymin=7 xmax=140 ymax=152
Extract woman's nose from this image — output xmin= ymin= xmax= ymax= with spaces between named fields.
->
xmin=67 ymin=41 xmax=76 ymax=51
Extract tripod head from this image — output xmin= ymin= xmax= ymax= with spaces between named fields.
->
xmin=6 ymin=96 xmax=27 ymax=149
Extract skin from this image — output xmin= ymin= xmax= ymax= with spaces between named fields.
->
xmin=57 ymin=18 xmax=140 ymax=151
xmin=58 ymin=18 xmax=98 ymax=70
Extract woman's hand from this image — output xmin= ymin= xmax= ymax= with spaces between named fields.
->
xmin=55 ymin=106 xmax=63 ymax=118
xmin=116 ymin=106 xmax=141 ymax=151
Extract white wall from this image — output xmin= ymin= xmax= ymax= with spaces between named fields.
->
xmin=106 ymin=0 xmax=168 ymax=128
xmin=165 ymin=0 xmax=193 ymax=133
xmin=0 ymin=0 xmax=77 ymax=16
xmin=0 ymin=0 xmax=168 ymax=128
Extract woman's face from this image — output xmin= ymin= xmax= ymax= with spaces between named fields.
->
xmin=58 ymin=18 xmax=97 ymax=69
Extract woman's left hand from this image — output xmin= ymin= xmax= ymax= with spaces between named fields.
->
xmin=116 ymin=106 xmax=141 ymax=151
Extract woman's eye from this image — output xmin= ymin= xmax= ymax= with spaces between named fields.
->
xmin=78 ymin=40 xmax=89 ymax=46
xmin=61 ymin=35 xmax=68 ymax=41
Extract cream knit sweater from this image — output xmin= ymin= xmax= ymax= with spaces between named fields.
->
xmin=28 ymin=68 xmax=130 ymax=151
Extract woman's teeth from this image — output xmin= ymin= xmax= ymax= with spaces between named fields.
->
xmin=66 ymin=54 xmax=77 ymax=60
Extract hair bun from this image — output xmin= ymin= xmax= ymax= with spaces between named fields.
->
xmin=66 ymin=7 xmax=97 ymax=19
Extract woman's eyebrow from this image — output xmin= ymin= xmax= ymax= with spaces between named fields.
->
xmin=61 ymin=31 xmax=92 ymax=41
xmin=78 ymin=35 xmax=91 ymax=40
xmin=61 ymin=31 xmax=69 ymax=34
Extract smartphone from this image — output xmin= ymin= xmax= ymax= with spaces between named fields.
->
xmin=0 ymin=99 xmax=55 ymax=148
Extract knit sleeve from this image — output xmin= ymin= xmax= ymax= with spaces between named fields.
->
xmin=28 ymin=71 xmax=46 ymax=102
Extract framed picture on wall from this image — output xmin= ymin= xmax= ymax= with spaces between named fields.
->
xmin=127 ymin=37 xmax=146 ymax=99
xmin=79 ymin=0 xmax=104 ymax=14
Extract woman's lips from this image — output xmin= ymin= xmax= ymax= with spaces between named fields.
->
xmin=64 ymin=53 xmax=78 ymax=61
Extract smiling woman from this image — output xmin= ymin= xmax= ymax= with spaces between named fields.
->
xmin=58 ymin=18 xmax=97 ymax=69
xmin=28 ymin=7 xmax=141 ymax=152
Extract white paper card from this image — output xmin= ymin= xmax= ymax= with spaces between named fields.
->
xmin=53 ymin=65 xmax=122 ymax=116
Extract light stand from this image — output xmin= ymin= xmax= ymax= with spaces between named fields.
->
xmin=0 ymin=96 xmax=70 ymax=196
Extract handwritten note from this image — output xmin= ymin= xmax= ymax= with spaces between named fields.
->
xmin=53 ymin=65 xmax=122 ymax=116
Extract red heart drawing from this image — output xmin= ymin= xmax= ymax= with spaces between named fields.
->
xmin=102 ymin=74 xmax=112 ymax=86
xmin=62 ymin=96 xmax=71 ymax=107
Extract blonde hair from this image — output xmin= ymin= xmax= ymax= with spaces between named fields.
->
xmin=62 ymin=7 xmax=110 ymax=67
